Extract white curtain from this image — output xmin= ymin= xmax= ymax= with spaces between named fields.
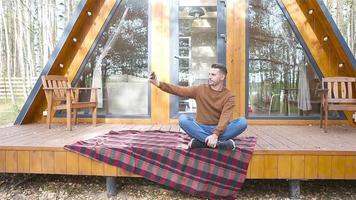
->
xmin=297 ymin=64 xmax=311 ymax=111
xmin=91 ymin=8 xmax=129 ymax=108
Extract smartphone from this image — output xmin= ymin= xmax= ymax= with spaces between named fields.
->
xmin=150 ymin=72 xmax=156 ymax=80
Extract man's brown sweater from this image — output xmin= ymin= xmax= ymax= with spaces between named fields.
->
xmin=158 ymin=82 xmax=235 ymax=136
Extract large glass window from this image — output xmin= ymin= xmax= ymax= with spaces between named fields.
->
xmin=177 ymin=5 xmax=217 ymax=113
xmin=171 ymin=0 xmax=226 ymax=117
xmin=248 ymin=0 xmax=339 ymax=118
xmin=74 ymin=0 xmax=149 ymax=117
xmin=322 ymin=0 xmax=356 ymax=56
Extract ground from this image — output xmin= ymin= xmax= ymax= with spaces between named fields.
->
xmin=0 ymin=174 xmax=355 ymax=200
xmin=0 ymin=100 xmax=23 ymax=127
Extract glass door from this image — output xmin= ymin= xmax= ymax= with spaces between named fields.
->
xmin=170 ymin=0 xmax=226 ymax=117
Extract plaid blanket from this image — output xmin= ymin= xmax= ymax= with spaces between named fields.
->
xmin=64 ymin=130 xmax=257 ymax=199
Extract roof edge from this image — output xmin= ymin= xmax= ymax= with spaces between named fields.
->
xmin=316 ymin=0 xmax=356 ymax=70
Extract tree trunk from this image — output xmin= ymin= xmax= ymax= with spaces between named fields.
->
xmin=13 ymin=1 xmax=18 ymax=78
xmin=1 ymin=2 xmax=16 ymax=105
xmin=23 ymin=0 xmax=35 ymax=87
xmin=32 ymin=0 xmax=42 ymax=73
xmin=350 ymin=1 xmax=355 ymax=55
xmin=16 ymin=1 xmax=28 ymax=98
xmin=56 ymin=0 xmax=66 ymax=42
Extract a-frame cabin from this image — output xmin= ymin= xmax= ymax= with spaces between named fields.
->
xmin=1 ymin=0 xmax=355 ymax=197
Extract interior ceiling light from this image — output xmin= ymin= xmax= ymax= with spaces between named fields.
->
xmin=189 ymin=7 xmax=205 ymax=18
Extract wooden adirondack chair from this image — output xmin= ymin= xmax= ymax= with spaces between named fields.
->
xmin=319 ymin=77 xmax=356 ymax=132
xmin=41 ymin=75 xmax=97 ymax=131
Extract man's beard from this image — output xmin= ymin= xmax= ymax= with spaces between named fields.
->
xmin=208 ymin=80 xmax=216 ymax=86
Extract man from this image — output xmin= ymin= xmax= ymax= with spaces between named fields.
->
xmin=149 ymin=63 xmax=247 ymax=150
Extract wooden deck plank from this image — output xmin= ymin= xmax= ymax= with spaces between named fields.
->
xmin=17 ymin=151 xmax=30 ymax=173
xmin=344 ymin=156 xmax=355 ymax=179
xmin=0 ymin=151 xmax=5 ymax=172
xmin=54 ymin=152 xmax=67 ymax=174
xmin=331 ymin=156 xmax=345 ymax=179
xmin=318 ymin=156 xmax=332 ymax=179
xmin=305 ymin=155 xmax=318 ymax=179
xmin=277 ymin=155 xmax=291 ymax=178
xmin=249 ymin=155 xmax=264 ymax=178
xmin=30 ymin=150 xmax=42 ymax=173
xmin=5 ymin=151 xmax=18 ymax=172
xmin=0 ymin=125 xmax=50 ymax=145
xmin=91 ymin=160 xmax=104 ymax=176
xmin=78 ymin=155 xmax=92 ymax=175
xmin=291 ymin=155 xmax=305 ymax=179
xmin=0 ymin=125 xmax=45 ymax=141
xmin=244 ymin=126 xmax=269 ymax=149
xmin=21 ymin=124 xmax=97 ymax=146
xmin=42 ymin=151 xmax=55 ymax=173
xmin=0 ymin=124 xmax=355 ymax=180
xmin=264 ymin=155 xmax=278 ymax=178
xmin=0 ymin=124 xmax=73 ymax=146
xmin=249 ymin=127 xmax=283 ymax=150
xmin=66 ymin=152 xmax=79 ymax=175
xmin=103 ymin=163 xmax=117 ymax=176
xmin=264 ymin=126 xmax=300 ymax=150
xmin=273 ymin=126 xmax=319 ymax=149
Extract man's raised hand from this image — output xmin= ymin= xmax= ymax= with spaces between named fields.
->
xmin=148 ymin=71 xmax=160 ymax=87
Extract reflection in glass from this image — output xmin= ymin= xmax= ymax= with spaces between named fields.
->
xmin=75 ymin=0 xmax=149 ymax=116
xmin=248 ymin=0 xmax=340 ymax=118
xmin=178 ymin=5 xmax=217 ymax=112
xmin=322 ymin=0 xmax=355 ymax=56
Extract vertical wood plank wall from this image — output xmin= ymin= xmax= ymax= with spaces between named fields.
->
xmin=1 ymin=149 xmax=355 ymax=179
xmin=227 ymin=0 xmax=247 ymax=118
xmin=151 ymin=0 xmax=171 ymax=124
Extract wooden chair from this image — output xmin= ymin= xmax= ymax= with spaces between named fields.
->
xmin=41 ymin=75 xmax=98 ymax=131
xmin=319 ymin=77 xmax=356 ymax=132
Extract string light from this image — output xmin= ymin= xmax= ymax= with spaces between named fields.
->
xmin=338 ymin=63 xmax=344 ymax=68
xmin=87 ymin=11 xmax=92 ymax=16
xmin=323 ymin=36 xmax=328 ymax=42
xmin=59 ymin=64 xmax=64 ymax=68
xmin=308 ymin=9 xmax=314 ymax=15
xmin=72 ymin=37 xmax=78 ymax=42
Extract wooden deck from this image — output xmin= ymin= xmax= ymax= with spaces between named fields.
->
xmin=0 ymin=123 xmax=355 ymax=180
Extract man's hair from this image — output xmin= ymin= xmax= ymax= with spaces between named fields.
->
xmin=211 ymin=63 xmax=227 ymax=76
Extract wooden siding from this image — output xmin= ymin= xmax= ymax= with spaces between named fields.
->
xmin=226 ymin=0 xmax=247 ymax=118
xmin=0 ymin=124 xmax=355 ymax=179
xmin=151 ymin=0 xmax=171 ymax=124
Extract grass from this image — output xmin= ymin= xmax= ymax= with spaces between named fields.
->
xmin=0 ymin=99 xmax=24 ymax=126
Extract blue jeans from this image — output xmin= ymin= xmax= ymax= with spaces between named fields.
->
xmin=178 ymin=114 xmax=247 ymax=143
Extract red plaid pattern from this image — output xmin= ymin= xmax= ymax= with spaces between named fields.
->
xmin=64 ymin=130 xmax=257 ymax=199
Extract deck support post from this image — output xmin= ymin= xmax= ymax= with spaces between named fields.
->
xmin=106 ymin=176 xmax=118 ymax=197
xmin=288 ymin=180 xmax=300 ymax=199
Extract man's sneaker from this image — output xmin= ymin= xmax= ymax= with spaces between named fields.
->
xmin=188 ymin=138 xmax=208 ymax=149
xmin=217 ymin=139 xmax=236 ymax=150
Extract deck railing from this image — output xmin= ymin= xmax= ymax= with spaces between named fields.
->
xmin=0 ymin=77 xmax=37 ymax=99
